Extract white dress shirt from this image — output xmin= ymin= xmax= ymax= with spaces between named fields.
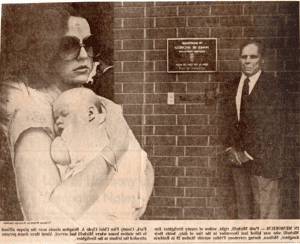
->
xmin=236 ymin=69 xmax=262 ymax=121
xmin=227 ymin=70 xmax=262 ymax=160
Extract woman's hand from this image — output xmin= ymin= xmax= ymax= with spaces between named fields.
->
xmin=104 ymin=107 xmax=129 ymax=165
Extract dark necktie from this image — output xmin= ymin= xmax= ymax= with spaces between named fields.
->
xmin=240 ymin=78 xmax=250 ymax=121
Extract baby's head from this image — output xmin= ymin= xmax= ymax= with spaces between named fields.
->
xmin=53 ymin=88 xmax=103 ymax=135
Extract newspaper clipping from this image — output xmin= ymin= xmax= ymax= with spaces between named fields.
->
xmin=0 ymin=1 xmax=299 ymax=244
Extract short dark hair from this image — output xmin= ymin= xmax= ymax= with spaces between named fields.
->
xmin=239 ymin=39 xmax=265 ymax=57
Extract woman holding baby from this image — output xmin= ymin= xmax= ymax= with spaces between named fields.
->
xmin=0 ymin=4 xmax=154 ymax=222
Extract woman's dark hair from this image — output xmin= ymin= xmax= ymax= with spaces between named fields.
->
xmin=2 ymin=4 xmax=83 ymax=88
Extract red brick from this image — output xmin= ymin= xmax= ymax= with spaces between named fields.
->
xmin=186 ymin=83 xmax=207 ymax=93
xmin=263 ymin=38 xmax=285 ymax=48
xmin=178 ymin=73 xmax=209 ymax=82
xmin=155 ymin=187 xmax=184 ymax=197
xmin=123 ymin=62 xmax=153 ymax=72
xmin=244 ymin=3 xmax=277 ymax=15
xmin=142 ymin=145 xmax=154 ymax=156
xmin=211 ymin=4 xmax=243 ymax=15
xmin=124 ymin=115 xmax=142 ymax=125
xmin=178 ymin=6 xmax=209 ymax=16
xmin=178 ymin=136 xmax=208 ymax=146
xmin=244 ymin=26 xmax=277 ymax=37
xmin=186 ymin=146 xmax=217 ymax=157
xmin=207 ymin=197 xmax=231 ymax=208
xmin=178 ymin=27 xmax=209 ymax=38
xmin=114 ymin=7 xmax=144 ymax=18
xmin=154 ymin=177 xmax=176 ymax=186
xmin=114 ymin=94 xmax=143 ymax=104
xmin=123 ymin=104 xmax=153 ymax=114
xmin=277 ymin=2 xmax=299 ymax=14
xmin=156 ymin=17 xmax=186 ymax=28
xmin=146 ymin=115 xmax=176 ymax=125
xmin=184 ymin=208 xmax=214 ymax=218
xmin=216 ymin=187 xmax=235 ymax=197
xmin=155 ymin=166 xmax=184 ymax=177
xmin=123 ymin=83 xmax=153 ymax=93
xmin=114 ymin=18 xmax=122 ymax=28
xmin=219 ymin=38 xmax=247 ymax=49
xmin=114 ymin=40 xmax=122 ymax=50
xmin=114 ymin=83 xmax=122 ymax=93
xmin=146 ymin=72 xmax=176 ymax=83
xmin=123 ymin=40 xmax=154 ymax=50
xmin=177 ymin=198 xmax=206 ymax=208
xmin=209 ymin=136 xmax=222 ymax=146
xmin=146 ymin=136 xmax=176 ymax=145
xmin=178 ymin=177 xmax=208 ymax=187
xmin=186 ymin=167 xmax=216 ymax=177
xmin=148 ymin=157 xmax=176 ymax=166
xmin=154 ymin=105 xmax=185 ymax=114
xmin=114 ymin=2 xmax=122 ymax=7
xmin=155 ymin=83 xmax=186 ymax=93
xmin=114 ymin=29 xmax=144 ymax=40
xmin=147 ymin=197 xmax=175 ymax=207
xmin=253 ymin=16 xmax=286 ymax=27
xmin=152 ymin=207 xmax=183 ymax=218
xmin=114 ymin=73 xmax=143 ymax=82
xmin=146 ymin=6 xmax=177 ymax=17
xmin=155 ymin=40 xmax=167 ymax=49
xmin=285 ymin=60 xmax=299 ymax=71
xmin=178 ymin=94 xmax=205 ymax=104
xmin=177 ymin=115 xmax=208 ymax=125
xmin=147 ymin=28 xmax=176 ymax=39
xmin=156 ymin=1 xmax=187 ymax=6
xmin=114 ymin=51 xmax=144 ymax=61
xmin=220 ymin=16 xmax=252 ymax=27
xmin=155 ymin=126 xmax=185 ymax=135
xmin=154 ymin=146 xmax=185 ymax=156
xmin=114 ymin=61 xmax=122 ymax=72
xmin=188 ymin=17 xmax=219 ymax=27
xmin=265 ymin=61 xmax=285 ymax=71
xmin=155 ymin=61 xmax=168 ymax=71
xmin=278 ymin=49 xmax=299 ymax=61
xmin=131 ymin=125 xmax=154 ymax=135
xmin=146 ymin=50 xmax=167 ymax=61
xmin=186 ymin=188 xmax=216 ymax=197
xmin=123 ymin=18 xmax=154 ymax=28
xmin=211 ymin=27 xmax=242 ymax=38
xmin=219 ymin=60 xmax=240 ymax=72
xmin=146 ymin=94 xmax=166 ymax=104
xmin=186 ymin=105 xmax=217 ymax=114
xmin=178 ymin=157 xmax=208 ymax=167
xmin=209 ymin=177 xmax=233 ymax=188
xmin=123 ymin=2 xmax=148 ymax=7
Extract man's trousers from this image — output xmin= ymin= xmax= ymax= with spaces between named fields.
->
xmin=232 ymin=167 xmax=280 ymax=219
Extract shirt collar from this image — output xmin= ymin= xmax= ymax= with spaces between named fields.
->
xmin=241 ymin=69 xmax=262 ymax=84
xmin=47 ymin=83 xmax=62 ymax=101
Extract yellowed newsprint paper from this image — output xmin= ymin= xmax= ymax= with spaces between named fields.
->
xmin=0 ymin=1 xmax=299 ymax=244
xmin=0 ymin=219 xmax=300 ymax=243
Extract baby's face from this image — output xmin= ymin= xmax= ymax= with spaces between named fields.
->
xmin=53 ymin=99 xmax=86 ymax=136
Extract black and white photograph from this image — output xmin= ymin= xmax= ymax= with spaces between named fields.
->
xmin=0 ymin=1 xmax=299 ymax=243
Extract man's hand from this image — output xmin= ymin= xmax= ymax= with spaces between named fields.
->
xmin=237 ymin=151 xmax=251 ymax=163
xmin=227 ymin=147 xmax=242 ymax=166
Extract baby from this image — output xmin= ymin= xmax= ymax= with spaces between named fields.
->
xmin=50 ymin=88 xmax=147 ymax=220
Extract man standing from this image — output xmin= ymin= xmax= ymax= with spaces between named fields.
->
xmin=223 ymin=40 xmax=284 ymax=219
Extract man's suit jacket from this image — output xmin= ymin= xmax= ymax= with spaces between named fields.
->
xmin=222 ymin=71 xmax=285 ymax=179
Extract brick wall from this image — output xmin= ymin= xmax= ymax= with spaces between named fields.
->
xmin=114 ymin=1 xmax=299 ymax=219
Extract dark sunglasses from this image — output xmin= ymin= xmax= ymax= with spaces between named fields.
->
xmin=58 ymin=35 xmax=98 ymax=61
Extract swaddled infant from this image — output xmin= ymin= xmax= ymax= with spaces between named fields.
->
xmin=50 ymin=88 xmax=146 ymax=220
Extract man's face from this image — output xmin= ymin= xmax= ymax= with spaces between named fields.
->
xmin=240 ymin=43 xmax=263 ymax=77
